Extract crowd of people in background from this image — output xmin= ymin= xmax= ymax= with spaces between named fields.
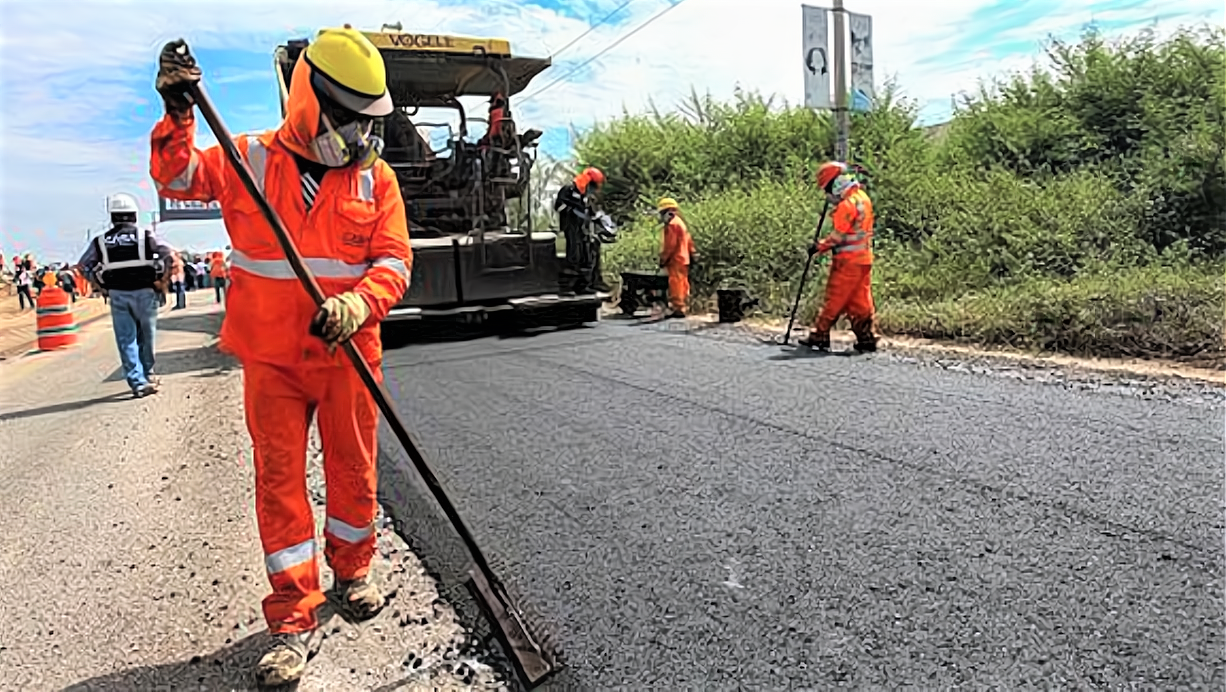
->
xmin=3 ymin=255 xmax=88 ymax=310
xmin=161 ymin=249 xmax=230 ymax=309
xmin=1 ymin=249 xmax=230 ymax=312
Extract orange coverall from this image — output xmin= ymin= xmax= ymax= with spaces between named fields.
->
xmin=209 ymin=251 xmax=227 ymax=280
xmin=813 ymin=186 xmax=876 ymax=346
xmin=149 ymin=53 xmax=411 ymax=635
xmin=660 ymin=213 xmax=696 ymax=314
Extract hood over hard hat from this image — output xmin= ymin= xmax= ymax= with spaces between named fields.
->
xmin=278 ymin=26 xmax=393 ymax=163
xmin=304 ymin=27 xmax=394 ymax=117
xmin=816 ymin=161 xmax=848 ymax=191
xmin=574 ymin=166 xmax=605 ymax=194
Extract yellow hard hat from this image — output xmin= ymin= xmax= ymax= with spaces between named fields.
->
xmin=304 ymin=26 xmax=394 ymax=117
xmin=657 ymin=197 xmax=679 ymax=212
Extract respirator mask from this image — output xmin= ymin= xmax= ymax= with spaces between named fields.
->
xmin=312 ymin=108 xmax=382 ymax=169
xmin=827 ymin=173 xmax=859 ymax=203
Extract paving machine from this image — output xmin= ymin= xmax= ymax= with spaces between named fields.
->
xmin=273 ymin=28 xmax=607 ymax=328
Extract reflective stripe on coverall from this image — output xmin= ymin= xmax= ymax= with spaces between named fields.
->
xmin=149 ymin=52 xmax=411 ymax=635
xmin=660 ymin=214 xmax=695 ymax=313
xmin=813 ymin=187 xmax=875 ymax=339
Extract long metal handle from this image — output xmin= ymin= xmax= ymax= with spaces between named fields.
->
xmin=781 ymin=199 xmax=830 ymax=345
xmin=185 ymin=81 xmax=504 ymax=583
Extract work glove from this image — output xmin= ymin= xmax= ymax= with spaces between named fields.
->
xmin=156 ymin=39 xmax=202 ymax=116
xmin=807 ymin=244 xmax=820 ymax=257
xmin=312 ymin=292 xmax=371 ymax=349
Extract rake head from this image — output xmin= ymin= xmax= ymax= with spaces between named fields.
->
xmin=466 ymin=568 xmax=561 ymax=689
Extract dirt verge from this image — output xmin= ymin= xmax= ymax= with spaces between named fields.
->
xmin=692 ymin=309 xmax=1225 ymax=387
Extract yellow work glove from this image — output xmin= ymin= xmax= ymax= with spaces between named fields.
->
xmin=315 ymin=292 xmax=371 ymax=347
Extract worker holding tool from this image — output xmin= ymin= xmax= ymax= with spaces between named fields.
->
xmin=657 ymin=197 xmax=696 ymax=319
xmin=554 ymin=166 xmax=612 ymax=295
xmin=798 ymin=161 xmax=878 ymax=353
xmin=149 ymin=28 xmax=410 ymax=686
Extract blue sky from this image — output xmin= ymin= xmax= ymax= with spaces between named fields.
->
xmin=1 ymin=0 xmax=1221 ymax=263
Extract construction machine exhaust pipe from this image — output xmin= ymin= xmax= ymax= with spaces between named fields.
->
xmin=183 ymin=76 xmax=561 ymax=690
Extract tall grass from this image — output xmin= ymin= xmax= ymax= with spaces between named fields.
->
xmin=574 ymin=25 xmax=1225 ymax=364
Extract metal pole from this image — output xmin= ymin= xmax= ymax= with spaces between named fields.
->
xmin=833 ymin=0 xmax=849 ymax=162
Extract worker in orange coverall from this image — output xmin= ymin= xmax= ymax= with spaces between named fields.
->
xmin=798 ymin=161 xmax=878 ymax=353
xmin=656 ymin=197 xmax=696 ymax=319
xmin=150 ymin=29 xmax=411 ymax=686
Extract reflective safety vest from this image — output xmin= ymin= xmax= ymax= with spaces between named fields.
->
xmin=825 ymin=188 xmax=875 ymax=265
xmin=150 ymin=113 xmax=412 ymax=368
xmin=94 ymin=223 xmax=162 ymax=291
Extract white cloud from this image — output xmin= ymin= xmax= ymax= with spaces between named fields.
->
xmin=1 ymin=0 xmax=1221 ymax=261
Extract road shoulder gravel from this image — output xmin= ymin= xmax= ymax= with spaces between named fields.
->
xmin=0 ymin=295 xmax=505 ymax=691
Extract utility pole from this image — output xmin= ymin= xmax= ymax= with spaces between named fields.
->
xmin=832 ymin=0 xmax=849 ymax=162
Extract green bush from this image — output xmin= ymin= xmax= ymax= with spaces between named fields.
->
xmin=577 ymin=25 xmax=1225 ymax=364
xmin=578 ymin=88 xmax=834 ymax=222
xmin=939 ymin=26 xmax=1226 ymax=256
xmin=879 ymin=264 xmax=1225 ymax=362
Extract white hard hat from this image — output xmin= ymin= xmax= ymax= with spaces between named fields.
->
xmin=108 ymin=193 xmax=140 ymax=216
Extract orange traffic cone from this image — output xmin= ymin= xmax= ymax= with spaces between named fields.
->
xmin=35 ymin=283 xmax=79 ymax=351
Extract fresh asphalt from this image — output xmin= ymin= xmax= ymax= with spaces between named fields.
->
xmin=374 ymin=316 xmax=1225 ymax=690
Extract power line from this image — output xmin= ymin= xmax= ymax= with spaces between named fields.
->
xmin=520 ymin=0 xmax=690 ymax=105
xmin=550 ymin=0 xmax=637 ymax=59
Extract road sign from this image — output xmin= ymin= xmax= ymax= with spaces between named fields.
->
xmin=158 ymin=196 xmax=223 ymax=221
xmin=848 ymin=11 xmax=875 ymax=111
xmin=802 ymin=5 xmax=833 ymax=110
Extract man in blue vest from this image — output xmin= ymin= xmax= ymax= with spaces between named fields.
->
xmin=77 ymin=193 xmax=176 ymax=398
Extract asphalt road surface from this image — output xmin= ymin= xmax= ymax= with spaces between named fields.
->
xmin=377 ymin=317 xmax=1225 ymax=691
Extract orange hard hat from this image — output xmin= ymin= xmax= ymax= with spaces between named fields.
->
xmin=816 ymin=161 xmax=847 ymax=190
xmin=583 ymin=166 xmax=605 ymax=186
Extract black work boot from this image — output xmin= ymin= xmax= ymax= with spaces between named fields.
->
xmin=852 ymin=320 xmax=878 ymax=353
xmin=797 ymin=331 xmax=830 ymax=351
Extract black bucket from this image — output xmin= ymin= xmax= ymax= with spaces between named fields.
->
xmin=716 ymin=287 xmax=759 ymax=323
